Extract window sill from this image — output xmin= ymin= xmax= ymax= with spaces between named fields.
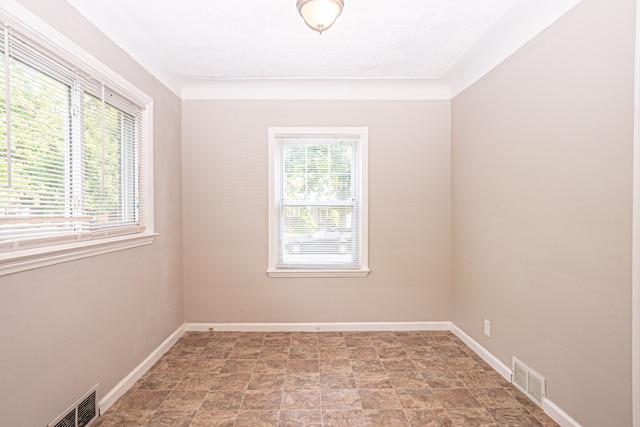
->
xmin=267 ymin=268 xmax=370 ymax=278
xmin=0 ymin=232 xmax=158 ymax=277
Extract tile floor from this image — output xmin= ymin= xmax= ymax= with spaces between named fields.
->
xmin=94 ymin=330 xmax=559 ymax=427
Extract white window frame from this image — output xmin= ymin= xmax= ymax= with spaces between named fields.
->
xmin=267 ymin=127 xmax=369 ymax=278
xmin=0 ymin=3 xmax=155 ymax=277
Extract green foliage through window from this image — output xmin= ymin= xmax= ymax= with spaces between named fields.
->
xmin=0 ymin=27 xmax=142 ymax=242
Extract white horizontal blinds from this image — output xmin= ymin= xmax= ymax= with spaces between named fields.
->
xmin=0 ymin=28 xmax=73 ymax=239
xmin=0 ymin=25 xmax=144 ymax=250
xmin=0 ymin=29 xmax=7 ymax=212
xmin=81 ymin=85 xmax=142 ymax=233
xmin=276 ymin=135 xmax=361 ymax=269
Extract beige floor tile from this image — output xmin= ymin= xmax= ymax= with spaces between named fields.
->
xmin=255 ymin=360 xmax=288 ymax=374
xmin=404 ymin=409 xmax=454 ymax=427
xmin=240 ymin=390 xmax=283 ymax=410
xmin=432 ymin=388 xmax=482 ymax=409
xmin=287 ymin=359 xmax=319 ymax=374
xmin=200 ymin=390 xmax=244 ymax=410
xmin=158 ymin=390 xmax=207 ymax=412
xmin=363 ymin=409 xmax=410 ymax=426
xmin=210 ymin=373 xmax=252 ymax=390
xmin=322 ymin=409 xmax=366 ymax=426
xmin=235 ymin=410 xmax=279 ymax=427
xmin=93 ymin=331 xmax=559 ymax=427
xmin=347 ymin=347 xmax=379 ymax=360
xmin=388 ymin=371 xmax=429 ymax=389
xmin=281 ymin=389 xmax=322 ymax=410
xmin=319 ymin=347 xmax=350 ymax=359
xmin=92 ymin=410 xmax=155 ymax=426
xmin=446 ymin=407 xmax=498 ymax=426
xmin=359 ymin=389 xmax=402 ymax=409
xmin=468 ymin=387 xmax=523 ymax=409
xmin=396 ymin=388 xmax=442 ymax=410
xmin=279 ymin=409 xmax=322 ymax=426
xmin=353 ymin=373 xmax=394 ymax=389
xmin=321 ymin=389 xmax=362 ymax=409
xmin=248 ymin=373 xmax=286 ymax=390
xmin=189 ymin=410 xmax=237 ymax=427
xmin=320 ymin=372 xmax=357 ymax=389
xmin=147 ymin=410 xmax=194 ymax=427
xmin=284 ymin=373 xmax=321 ymax=390
xmin=488 ymin=407 xmax=544 ymax=427
xmin=117 ymin=389 xmax=171 ymax=411
xmin=220 ymin=359 xmax=256 ymax=374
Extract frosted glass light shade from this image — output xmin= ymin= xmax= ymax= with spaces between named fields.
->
xmin=296 ymin=0 xmax=344 ymax=33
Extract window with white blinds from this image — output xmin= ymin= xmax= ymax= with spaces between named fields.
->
xmin=0 ymin=24 xmax=149 ymax=254
xmin=268 ymin=128 xmax=369 ymax=277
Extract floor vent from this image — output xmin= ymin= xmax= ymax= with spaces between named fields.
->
xmin=48 ymin=385 xmax=99 ymax=427
xmin=512 ymin=357 xmax=545 ymax=406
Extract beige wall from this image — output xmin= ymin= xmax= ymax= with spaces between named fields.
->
xmin=0 ymin=2 xmax=183 ymax=426
xmin=182 ymin=100 xmax=451 ymax=323
xmin=451 ymin=0 xmax=635 ymax=425
xmin=2 ymin=0 xmax=634 ymax=425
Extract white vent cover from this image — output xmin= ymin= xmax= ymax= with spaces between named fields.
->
xmin=512 ymin=357 xmax=545 ymax=406
xmin=48 ymin=385 xmax=99 ymax=427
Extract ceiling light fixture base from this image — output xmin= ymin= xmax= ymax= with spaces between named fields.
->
xmin=296 ymin=0 xmax=344 ymax=34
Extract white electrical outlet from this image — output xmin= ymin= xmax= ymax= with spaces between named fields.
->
xmin=484 ymin=319 xmax=491 ymax=337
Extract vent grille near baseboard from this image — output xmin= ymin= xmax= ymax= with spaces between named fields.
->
xmin=48 ymin=385 xmax=99 ymax=427
xmin=512 ymin=357 xmax=545 ymax=405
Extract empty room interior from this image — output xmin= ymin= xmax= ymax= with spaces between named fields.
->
xmin=0 ymin=0 xmax=639 ymax=426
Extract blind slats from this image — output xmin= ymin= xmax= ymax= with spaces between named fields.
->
xmin=275 ymin=137 xmax=362 ymax=269
xmin=0 ymin=25 xmax=146 ymax=251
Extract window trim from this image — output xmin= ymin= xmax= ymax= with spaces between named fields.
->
xmin=0 ymin=3 xmax=155 ymax=276
xmin=267 ymin=127 xmax=369 ymax=278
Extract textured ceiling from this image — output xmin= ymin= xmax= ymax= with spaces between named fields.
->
xmin=64 ymin=1 xmax=517 ymax=81
xmin=60 ymin=0 xmax=583 ymax=98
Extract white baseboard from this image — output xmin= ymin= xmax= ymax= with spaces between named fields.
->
xmin=450 ymin=323 xmax=581 ymax=427
xmin=185 ymin=321 xmax=451 ymax=332
xmin=542 ymin=398 xmax=583 ymax=427
xmin=99 ymin=323 xmax=185 ymax=413
xmin=449 ymin=323 xmax=512 ymax=381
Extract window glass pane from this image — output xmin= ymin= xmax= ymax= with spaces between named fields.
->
xmin=282 ymin=144 xmax=353 ymax=203
xmin=0 ymin=24 xmax=147 ymax=253
xmin=3 ymin=58 xmax=68 ymax=220
xmin=306 ymin=173 xmax=331 ymax=201
xmin=102 ymin=102 xmax=123 ymax=223
xmin=284 ymin=173 xmax=307 ymax=201
xmin=284 ymin=145 xmax=306 ymax=173
xmin=330 ymin=145 xmax=351 ymax=173
xmin=0 ymin=46 xmax=6 ymax=193
xmin=281 ymin=205 xmax=355 ymax=266
xmin=120 ymin=112 xmax=137 ymax=224
xmin=306 ymin=145 xmax=328 ymax=173
xmin=83 ymin=93 xmax=101 ymax=220
xmin=83 ymin=93 xmax=137 ymax=227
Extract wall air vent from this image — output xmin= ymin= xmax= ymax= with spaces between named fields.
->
xmin=48 ymin=384 xmax=99 ymax=427
xmin=512 ymin=357 xmax=545 ymax=406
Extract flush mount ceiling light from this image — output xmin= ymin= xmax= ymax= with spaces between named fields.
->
xmin=296 ymin=0 xmax=344 ymax=34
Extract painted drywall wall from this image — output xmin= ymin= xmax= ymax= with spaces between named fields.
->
xmin=0 ymin=2 xmax=183 ymax=426
xmin=182 ymin=100 xmax=451 ymax=323
xmin=451 ymin=0 xmax=634 ymax=425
